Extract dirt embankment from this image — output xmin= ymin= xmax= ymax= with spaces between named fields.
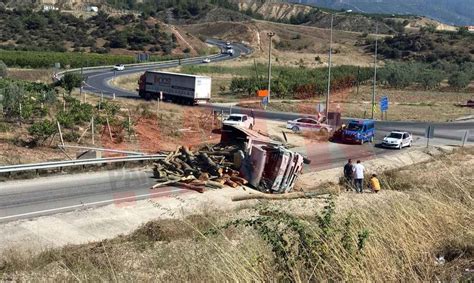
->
xmin=0 ymin=147 xmax=472 ymax=281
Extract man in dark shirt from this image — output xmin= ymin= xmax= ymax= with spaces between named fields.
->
xmin=343 ymin=159 xmax=354 ymax=191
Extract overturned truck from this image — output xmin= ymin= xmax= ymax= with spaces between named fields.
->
xmin=153 ymin=125 xmax=309 ymax=193
xmin=221 ymin=125 xmax=309 ymax=193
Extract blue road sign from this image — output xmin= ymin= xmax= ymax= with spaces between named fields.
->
xmin=380 ymin=96 xmax=389 ymax=112
xmin=262 ymin=96 xmax=269 ymax=105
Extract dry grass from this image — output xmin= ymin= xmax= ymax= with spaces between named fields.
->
xmin=7 ymin=68 xmax=54 ymax=83
xmin=1 ymin=148 xmax=472 ymax=281
xmin=238 ymin=85 xmax=474 ymax=121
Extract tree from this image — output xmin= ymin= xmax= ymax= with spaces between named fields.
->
xmin=417 ymin=69 xmax=444 ymax=90
xmin=0 ymin=60 xmax=7 ymax=78
xmin=61 ymin=73 xmax=84 ymax=94
xmin=448 ymin=72 xmax=470 ymax=90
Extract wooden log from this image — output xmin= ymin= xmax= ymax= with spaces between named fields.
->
xmin=199 ymin=151 xmax=232 ymax=157
xmin=214 ymin=178 xmax=227 ymax=185
xmin=230 ymin=176 xmax=248 ymax=185
xmin=151 ymin=179 xmax=181 ymax=189
xmin=198 ymin=172 xmax=210 ymax=181
xmin=174 ymin=182 xmax=205 ymax=193
xmin=206 ymin=180 xmax=225 ymax=189
xmin=225 ymin=179 xmax=239 ymax=188
xmin=231 ymin=192 xmax=331 ymax=202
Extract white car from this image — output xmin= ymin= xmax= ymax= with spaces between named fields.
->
xmin=287 ymin=117 xmax=332 ymax=134
xmin=202 ymin=58 xmax=211 ymax=63
xmin=223 ymin=114 xmax=254 ymax=129
xmin=382 ymin=131 xmax=413 ymax=149
xmin=113 ymin=64 xmax=125 ymax=71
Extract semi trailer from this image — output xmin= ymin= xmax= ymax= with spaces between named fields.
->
xmin=138 ymin=71 xmax=211 ymax=105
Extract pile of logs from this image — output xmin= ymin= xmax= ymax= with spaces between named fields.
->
xmin=151 ymin=146 xmax=248 ymax=192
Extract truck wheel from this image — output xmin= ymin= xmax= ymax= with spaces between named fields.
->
xmin=143 ymin=93 xmax=151 ymax=101
xmin=292 ymin=126 xmax=300 ymax=133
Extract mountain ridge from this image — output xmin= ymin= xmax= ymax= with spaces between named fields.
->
xmin=290 ymin=0 xmax=474 ymax=26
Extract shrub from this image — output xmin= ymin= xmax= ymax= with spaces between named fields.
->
xmin=448 ymin=72 xmax=471 ymax=90
xmin=0 ymin=60 xmax=7 ymax=78
xmin=61 ymin=73 xmax=84 ymax=94
xmin=28 ymin=119 xmax=57 ymax=145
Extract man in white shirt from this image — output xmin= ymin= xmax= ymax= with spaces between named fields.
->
xmin=353 ymin=160 xmax=365 ymax=193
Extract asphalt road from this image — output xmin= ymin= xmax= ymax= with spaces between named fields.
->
xmin=1 ymin=40 xmax=471 ymax=223
xmin=83 ymin=39 xmax=251 ymax=98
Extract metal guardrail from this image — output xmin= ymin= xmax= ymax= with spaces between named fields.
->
xmin=0 ymin=155 xmax=166 ymax=174
xmin=56 ymin=52 xmax=225 ymax=78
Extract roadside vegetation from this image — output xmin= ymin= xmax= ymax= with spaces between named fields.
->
xmin=182 ymin=61 xmax=474 ymax=100
xmin=365 ymin=29 xmax=474 ymax=64
xmin=0 ymin=148 xmax=472 ymax=281
xmin=0 ymin=10 xmax=177 ymax=54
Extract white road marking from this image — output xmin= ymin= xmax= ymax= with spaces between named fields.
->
xmin=0 ymin=188 xmax=187 ymax=222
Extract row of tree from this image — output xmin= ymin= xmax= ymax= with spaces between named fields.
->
xmin=228 ymin=62 xmax=473 ymax=98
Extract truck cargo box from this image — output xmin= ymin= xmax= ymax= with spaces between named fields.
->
xmin=138 ymin=71 xmax=211 ymax=105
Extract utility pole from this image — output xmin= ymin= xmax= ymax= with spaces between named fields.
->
xmin=325 ymin=10 xmax=352 ymax=119
xmin=267 ymin=32 xmax=275 ymax=103
xmin=371 ymin=23 xmax=379 ymax=120
xmin=325 ymin=14 xmax=334 ymax=119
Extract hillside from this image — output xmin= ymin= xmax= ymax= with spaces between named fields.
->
xmin=292 ymin=0 xmax=474 ymax=26
xmin=228 ymin=0 xmax=452 ymax=34
xmin=0 ymin=9 xmax=208 ymax=56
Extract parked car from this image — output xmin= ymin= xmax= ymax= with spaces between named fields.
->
xmin=226 ymin=41 xmax=231 ymax=46
xmin=341 ymin=119 xmax=375 ymax=144
xmin=202 ymin=58 xmax=211 ymax=63
xmin=113 ymin=64 xmax=125 ymax=71
xmin=286 ymin=117 xmax=332 ymax=134
xmin=382 ymin=131 xmax=412 ymax=149
xmin=223 ymin=114 xmax=254 ymax=129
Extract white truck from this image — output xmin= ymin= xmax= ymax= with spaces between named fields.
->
xmin=138 ymin=71 xmax=211 ymax=105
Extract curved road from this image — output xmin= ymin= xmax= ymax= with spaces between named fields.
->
xmin=83 ymin=39 xmax=251 ymax=98
xmin=1 ymin=40 xmax=472 ymax=222
xmin=83 ymin=39 xmax=473 ymax=142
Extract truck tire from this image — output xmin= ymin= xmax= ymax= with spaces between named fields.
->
xmin=143 ymin=92 xmax=151 ymax=101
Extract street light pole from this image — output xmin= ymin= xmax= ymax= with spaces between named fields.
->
xmin=371 ymin=23 xmax=379 ymax=119
xmin=325 ymin=10 xmax=351 ymax=119
xmin=267 ymin=32 xmax=275 ymax=104
xmin=325 ymin=14 xmax=334 ymax=119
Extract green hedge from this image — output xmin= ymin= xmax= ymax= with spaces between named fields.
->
xmin=0 ymin=50 xmax=178 ymax=69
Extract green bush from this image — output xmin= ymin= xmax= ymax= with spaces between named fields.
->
xmin=448 ymin=72 xmax=471 ymax=90
xmin=28 ymin=119 xmax=57 ymax=145
xmin=61 ymin=73 xmax=84 ymax=94
xmin=0 ymin=60 xmax=7 ymax=78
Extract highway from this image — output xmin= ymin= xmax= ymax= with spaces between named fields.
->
xmin=0 ymin=39 xmax=472 ymax=223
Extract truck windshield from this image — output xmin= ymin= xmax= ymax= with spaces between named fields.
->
xmin=347 ymin=123 xmax=363 ymax=131
xmin=226 ymin=116 xmax=242 ymax=122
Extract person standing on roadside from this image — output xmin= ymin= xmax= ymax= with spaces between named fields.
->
xmin=343 ymin=159 xmax=354 ymax=191
xmin=353 ymin=160 xmax=365 ymax=193
xmin=369 ymin=174 xmax=381 ymax=193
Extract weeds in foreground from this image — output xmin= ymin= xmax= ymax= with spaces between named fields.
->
xmin=0 ymin=149 xmax=472 ymax=281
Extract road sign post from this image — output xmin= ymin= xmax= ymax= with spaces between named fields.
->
xmin=380 ymin=96 xmax=389 ymax=120
xmin=262 ymin=96 xmax=269 ymax=110
xmin=462 ymin=130 xmax=469 ymax=147
xmin=425 ymin=125 xmax=435 ymax=148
